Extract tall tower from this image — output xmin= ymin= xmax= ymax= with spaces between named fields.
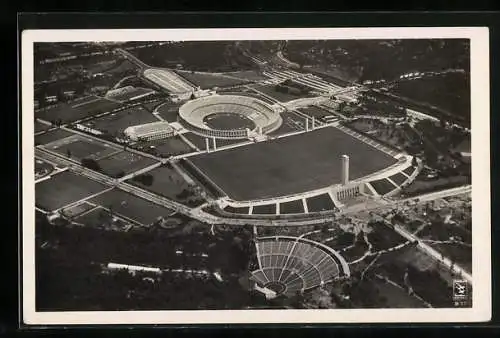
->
xmin=341 ymin=154 xmax=350 ymax=185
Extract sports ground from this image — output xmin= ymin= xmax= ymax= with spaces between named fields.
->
xmin=36 ymin=171 xmax=109 ymax=211
xmin=36 ymin=96 xmax=122 ymax=123
xmin=83 ymin=106 xmax=158 ymax=135
xmin=143 ymin=68 xmax=194 ymax=94
xmin=44 ymin=134 xmax=121 ymax=161
xmin=89 ymin=188 xmax=175 ymax=225
xmin=190 ymin=126 xmax=397 ymax=201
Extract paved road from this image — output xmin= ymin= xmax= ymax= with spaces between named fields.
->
xmin=37 ymin=144 xmax=472 ymax=229
xmin=392 ymin=223 xmax=473 ymax=283
xmin=115 ymin=48 xmax=149 ymax=69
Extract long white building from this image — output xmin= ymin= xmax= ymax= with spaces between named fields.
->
xmin=124 ymin=121 xmax=175 ymax=141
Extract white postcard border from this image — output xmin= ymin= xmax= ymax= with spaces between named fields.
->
xmin=21 ymin=27 xmax=491 ymax=325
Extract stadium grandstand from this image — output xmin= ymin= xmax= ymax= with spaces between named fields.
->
xmin=124 ymin=121 xmax=175 ymax=141
xmin=143 ymin=68 xmax=195 ymax=97
xmin=178 ymin=95 xmax=282 ymax=139
xmin=250 ymin=236 xmax=349 ymax=298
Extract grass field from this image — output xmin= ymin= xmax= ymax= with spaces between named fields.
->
xmin=141 ymin=100 xmax=163 ymax=112
xmin=222 ymin=70 xmax=268 ymax=82
xmin=84 ymin=106 xmax=158 ymax=136
xmin=126 ymin=165 xmax=198 ymax=203
xmin=389 ymin=172 xmax=408 ymax=186
xmin=370 ymin=178 xmax=398 ymax=195
xmin=97 ymin=151 xmax=158 ymax=177
xmin=45 ymin=134 xmax=120 ymax=161
xmin=156 ymin=102 xmax=181 ymax=122
xmin=35 ymin=120 xmax=52 ymax=133
xmin=134 ymin=135 xmax=193 ymax=157
xmin=36 ymin=96 xmax=122 ymax=123
xmin=203 ymin=113 xmax=255 ymax=131
xmin=190 ymin=127 xmax=397 ymax=201
xmin=175 ymin=70 xmax=249 ymax=89
xmin=36 ymin=171 xmax=109 ymax=211
xmin=60 ymin=201 xmax=96 ymax=218
xmin=268 ymin=112 xmax=304 ymax=136
xmin=252 ymin=204 xmax=276 ymax=215
xmin=89 ymin=188 xmax=175 ymax=225
xmin=306 ymin=193 xmax=336 ymax=212
xmin=35 ymin=129 xmax=73 ymax=145
xmin=403 ymin=166 xmax=417 ymax=177
xmin=279 ymin=199 xmax=304 ymax=214
xmin=74 ymin=206 xmax=131 ymax=230
xmin=224 ymin=205 xmax=250 ymax=214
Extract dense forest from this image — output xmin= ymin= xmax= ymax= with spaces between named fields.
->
xmin=35 ymin=212 xmax=260 ymax=310
xmin=283 ymin=39 xmax=470 ymax=81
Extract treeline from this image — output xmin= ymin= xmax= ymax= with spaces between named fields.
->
xmin=133 ymin=42 xmax=256 ymax=72
xmin=36 ymin=214 xmax=261 ymax=310
xmin=284 ymin=39 xmax=469 ymax=82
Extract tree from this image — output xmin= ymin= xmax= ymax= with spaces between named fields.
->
xmin=338 ymin=101 xmax=346 ymax=114
xmin=411 ymin=156 xmax=418 ymax=167
xmin=81 ymin=158 xmax=101 ymax=172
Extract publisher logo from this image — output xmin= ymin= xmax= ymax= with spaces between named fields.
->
xmin=453 ymin=280 xmax=468 ymax=298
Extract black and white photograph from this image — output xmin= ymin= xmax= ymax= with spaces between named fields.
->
xmin=21 ymin=27 xmax=491 ymax=325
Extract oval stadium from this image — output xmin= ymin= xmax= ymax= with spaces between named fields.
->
xmin=250 ymin=236 xmax=350 ymax=298
xmin=178 ymin=95 xmax=282 ymax=139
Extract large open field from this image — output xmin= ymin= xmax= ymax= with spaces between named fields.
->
xmin=35 ymin=129 xmax=74 ymax=145
xmin=126 ymin=165 xmax=205 ymax=207
xmin=268 ymin=112 xmax=304 ymax=136
xmin=155 ymin=102 xmax=181 ymax=122
xmin=97 ymin=151 xmax=158 ymax=177
xmin=143 ymin=68 xmax=194 ymax=94
xmin=36 ymin=96 xmax=122 ymax=123
xmin=133 ymin=135 xmax=193 ymax=157
xmin=89 ymin=188 xmax=175 ymax=225
xmin=83 ymin=106 xmax=158 ymax=136
xmin=175 ymin=70 xmax=250 ymax=89
xmin=190 ymin=127 xmax=397 ymax=201
xmin=44 ymin=134 xmax=121 ymax=161
xmin=35 ymin=120 xmax=52 ymax=133
xmin=36 ymin=171 xmax=109 ymax=211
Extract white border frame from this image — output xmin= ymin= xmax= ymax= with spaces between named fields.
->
xmin=22 ymin=27 xmax=491 ymax=325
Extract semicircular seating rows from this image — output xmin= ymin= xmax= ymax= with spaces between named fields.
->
xmin=250 ymin=238 xmax=340 ymax=296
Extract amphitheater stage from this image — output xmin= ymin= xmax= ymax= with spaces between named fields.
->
xmin=189 ymin=126 xmax=397 ymax=201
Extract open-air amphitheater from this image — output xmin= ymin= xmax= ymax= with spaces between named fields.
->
xmin=178 ymin=94 xmax=283 ymax=139
xmin=250 ymin=236 xmax=350 ymax=298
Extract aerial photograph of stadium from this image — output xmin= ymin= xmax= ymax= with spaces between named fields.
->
xmin=32 ymin=38 xmax=473 ymax=312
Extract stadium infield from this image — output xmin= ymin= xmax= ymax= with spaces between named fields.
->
xmin=189 ymin=126 xmax=397 ymax=201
